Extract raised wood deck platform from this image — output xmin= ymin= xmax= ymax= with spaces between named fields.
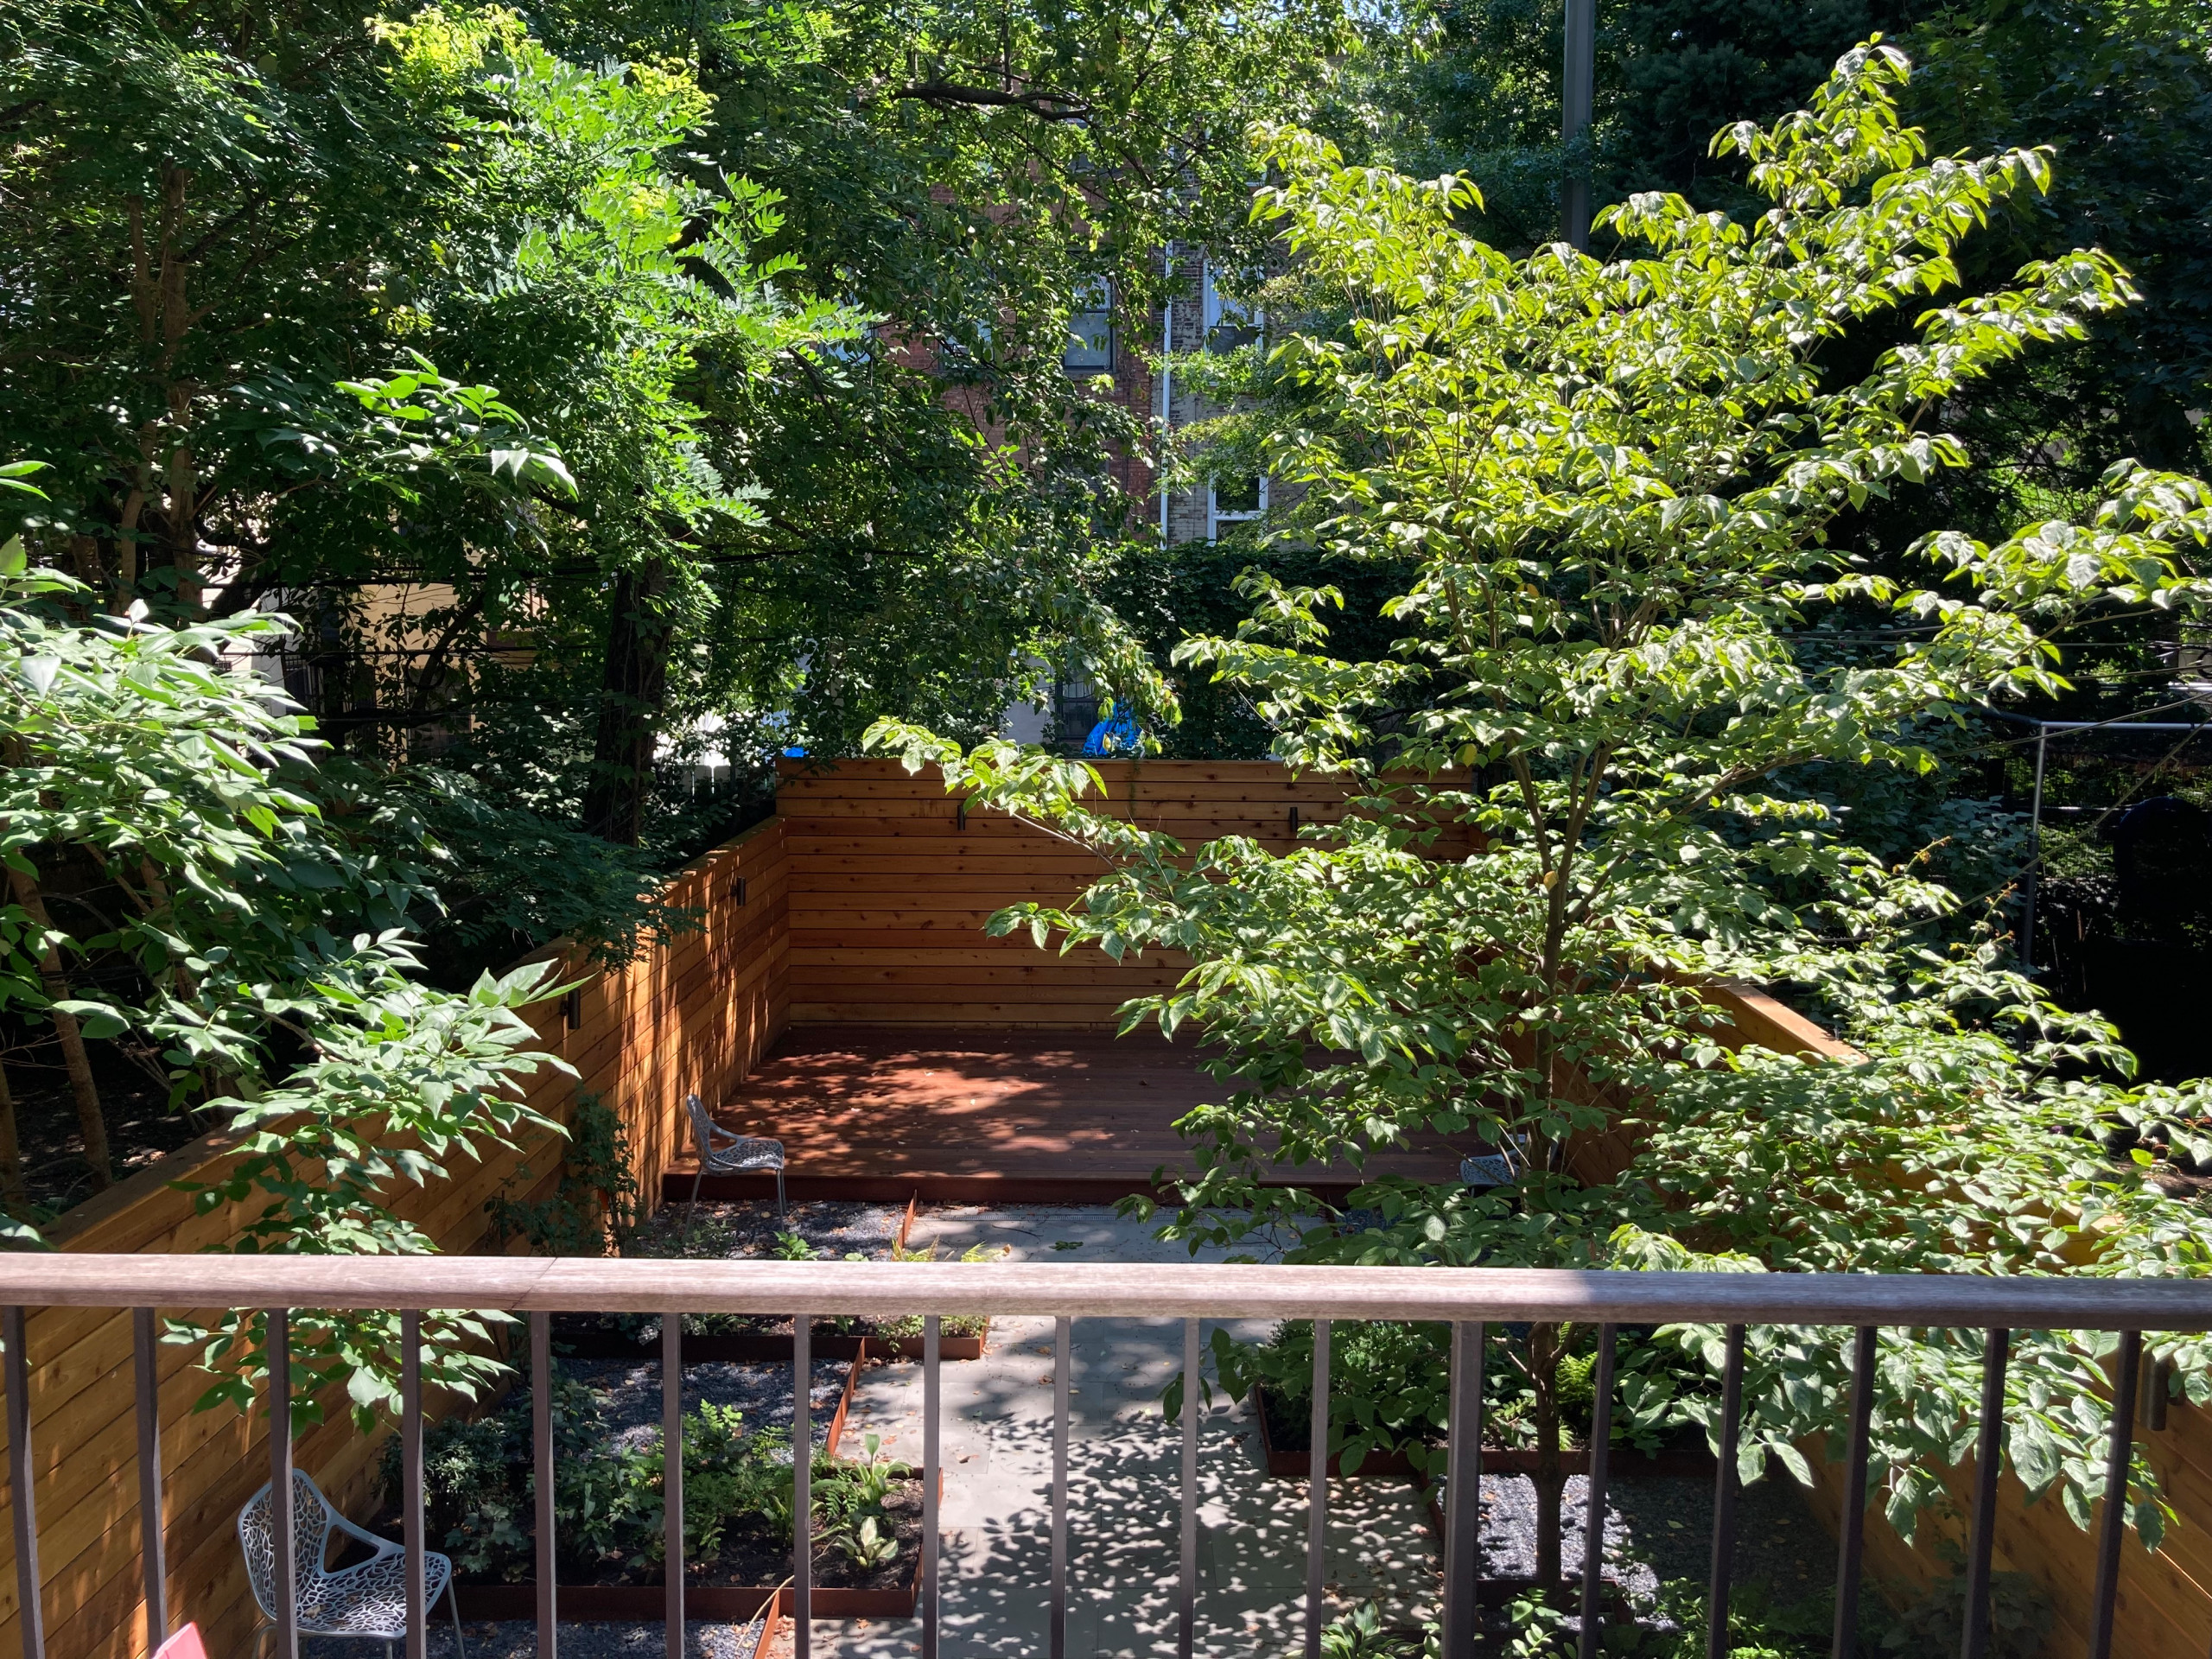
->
xmin=665 ymin=1025 xmax=1471 ymax=1205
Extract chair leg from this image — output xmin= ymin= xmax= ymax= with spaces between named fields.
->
xmin=775 ymin=1166 xmax=786 ymax=1220
xmin=446 ymin=1577 xmax=469 ymax=1659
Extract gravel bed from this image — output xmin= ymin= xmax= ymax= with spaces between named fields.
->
xmin=303 ymin=1616 xmax=769 ymax=1659
xmin=563 ymin=1357 xmax=849 ymax=1453
xmin=629 ymin=1199 xmax=907 ymax=1262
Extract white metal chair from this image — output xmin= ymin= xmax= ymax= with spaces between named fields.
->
xmin=686 ymin=1090 xmax=786 ymax=1216
xmin=238 ymin=1470 xmax=467 ymax=1659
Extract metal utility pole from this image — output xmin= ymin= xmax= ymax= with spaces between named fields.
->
xmin=1561 ymin=0 xmax=1596 ymax=250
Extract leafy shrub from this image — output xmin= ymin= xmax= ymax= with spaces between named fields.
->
xmin=813 ymin=1433 xmax=912 ymax=1570
xmin=391 ymin=1368 xmax=914 ymax=1581
xmin=1871 ymin=1570 xmax=2052 ymax=1659
xmin=485 ymin=1093 xmax=644 ymax=1258
xmin=391 ymin=1372 xmax=659 ymax=1580
xmin=1214 ymin=1319 xmax=1719 ymax=1472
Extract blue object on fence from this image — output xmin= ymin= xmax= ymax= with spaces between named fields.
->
xmin=1083 ymin=715 xmax=1142 ymax=756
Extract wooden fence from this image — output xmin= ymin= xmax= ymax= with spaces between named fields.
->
xmin=6 ymin=759 xmax=2212 ymax=1657
xmin=3 ymin=819 xmax=788 ymax=1659
xmin=777 ymin=757 xmax=1475 ymax=1027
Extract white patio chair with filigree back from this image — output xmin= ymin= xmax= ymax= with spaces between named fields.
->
xmin=686 ymin=1091 xmax=785 ymax=1217
xmin=238 ymin=1469 xmax=467 ymax=1659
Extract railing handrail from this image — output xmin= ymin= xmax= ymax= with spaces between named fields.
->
xmin=10 ymin=1255 xmax=2212 ymax=1327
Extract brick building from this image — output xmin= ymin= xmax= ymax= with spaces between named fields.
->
xmin=1062 ymin=246 xmax=1274 ymax=546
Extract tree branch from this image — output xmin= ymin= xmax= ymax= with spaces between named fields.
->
xmin=893 ymin=81 xmax=1093 ymax=121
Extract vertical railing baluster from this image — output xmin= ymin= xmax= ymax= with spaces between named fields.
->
xmin=1179 ymin=1317 xmax=1199 ymax=1659
xmin=1305 ymin=1318 xmax=1330 ymax=1659
xmin=795 ymin=1312 xmax=811 ymax=1659
xmin=402 ymin=1309 xmax=425 ymax=1659
xmin=1706 ymin=1325 xmax=1745 ymax=1659
xmin=1576 ymin=1324 xmax=1616 ymax=1659
xmin=533 ymin=1310 xmax=556 ymax=1659
xmin=2088 ymin=1329 xmax=2143 ymax=1659
xmin=1961 ymin=1327 xmax=2010 ymax=1659
xmin=1052 ymin=1314 xmax=1071 ymax=1659
xmin=4 ymin=1306 xmax=44 ymax=1659
xmin=270 ymin=1308 xmax=297 ymax=1659
xmin=131 ymin=1307 xmax=168 ymax=1651
xmin=922 ymin=1314 xmax=941 ymax=1659
xmin=1442 ymin=1320 xmax=1484 ymax=1659
xmin=664 ymin=1311 xmax=683 ymax=1659
xmin=2144 ymin=1354 xmax=2171 ymax=1432
xmin=1831 ymin=1326 xmax=1878 ymax=1659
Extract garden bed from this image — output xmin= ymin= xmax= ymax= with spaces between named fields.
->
xmin=1250 ymin=1382 xmax=1717 ymax=1480
xmin=410 ymin=1353 xmax=938 ymax=1624
xmin=453 ymin=1469 xmax=931 ymax=1622
xmin=557 ymin=1197 xmax=994 ymax=1359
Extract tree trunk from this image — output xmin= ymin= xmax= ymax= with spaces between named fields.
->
xmin=1529 ymin=1320 xmax=1566 ymax=1598
xmin=581 ymin=562 xmax=674 ymax=846
xmin=68 ymin=534 xmax=103 ymax=590
xmin=0 ymin=1060 xmax=28 ymax=1211
xmin=166 ymin=432 xmax=200 ymax=612
xmin=7 ymin=865 xmax=112 ymax=1189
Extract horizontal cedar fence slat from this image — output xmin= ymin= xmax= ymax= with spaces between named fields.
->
xmin=793 ymin=874 xmax=1109 ymax=894
xmin=788 ymin=947 xmax=1194 ymax=968
xmin=786 ymin=1001 xmax=1149 ymax=1024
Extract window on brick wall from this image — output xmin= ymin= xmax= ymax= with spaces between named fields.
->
xmin=1065 ymin=276 xmax=1114 ymax=372
xmin=1210 ymin=474 xmax=1267 ymax=541
xmin=1202 ymin=260 xmax=1262 ymax=354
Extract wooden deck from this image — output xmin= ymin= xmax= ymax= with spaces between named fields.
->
xmin=667 ymin=1026 xmax=1472 ymax=1204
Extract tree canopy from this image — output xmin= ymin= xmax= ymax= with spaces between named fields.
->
xmin=873 ymin=41 xmax=2212 ymax=1588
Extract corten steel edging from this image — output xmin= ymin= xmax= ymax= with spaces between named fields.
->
xmin=7 ymin=1257 xmax=2212 ymax=1327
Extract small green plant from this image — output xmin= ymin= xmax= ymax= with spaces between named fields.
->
xmin=1316 ymin=1601 xmax=1421 ymax=1659
xmin=1594 ymin=1579 xmax=1828 ymax=1658
xmin=670 ymin=1402 xmax=797 ymax=1562
xmin=1211 ymin=1319 xmax=1717 ymax=1474
xmin=1870 ymin=1569 xmax=2051 ymax=1659
xmin=486 ymin=1093 xmax=643 ymax=1257
xmin=393 ymin=1371 xmax=662 ymax=1580
xmin=814 ymin=1433 xmax=912 ymax=1571
xmin=874 ymin=1241 xmax=1003 ymax=1341
xmin=772 ymin=1230 xmax=819 ymax=1261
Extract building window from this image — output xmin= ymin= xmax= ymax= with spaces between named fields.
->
xmin=1064 ymin=277 xmax=1114 ymax=372
xmin=938 ymin=315 xmax=995 ymax=380
xmin=1210 ymin=474 xmax=1267 ymax=541
xmin=1202 ymin=260 xmax=1262 ymax=354
xmin=1052 ymin=669 xmax=1101 ymax=749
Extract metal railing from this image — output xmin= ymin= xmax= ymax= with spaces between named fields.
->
xmin=6 ymin=1258 xmax=2212 ymax=1659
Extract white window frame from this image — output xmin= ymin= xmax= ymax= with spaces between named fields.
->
xmin=1201 ymin=258 xmax=1263 ymax=353
xmin=1208 ymin=474 xmax=1268 ymax=542
xmin=1064 ymin=276 xmax=1115 ymax=372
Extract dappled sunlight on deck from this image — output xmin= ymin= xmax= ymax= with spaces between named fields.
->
xmin=672 ymin=1027 xmax=1471 ymax=1205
